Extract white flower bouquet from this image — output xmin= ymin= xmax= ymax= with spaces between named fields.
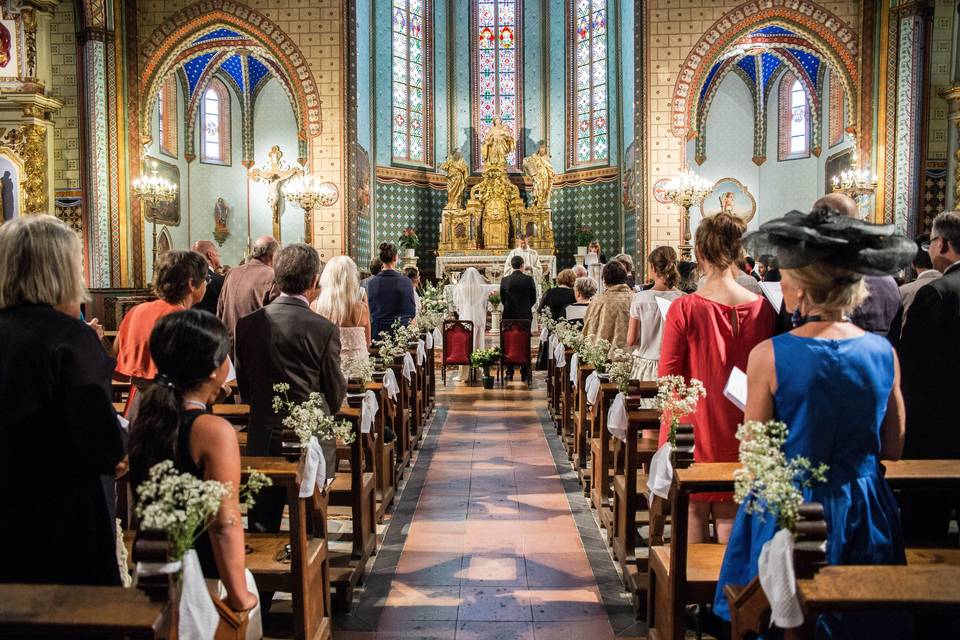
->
xmin=578 ymin=337 xmax=613 ymax=373
xmin=417 ymin=281 xmax=451 ymax=332
xmin=734 ymin=420 xmax=828 ymax=531
xmin=272 ymin=383 xmax=355 ymax=446
xmin=375 ymin=320 xmax=419 ymax=361
xmin=341 ymin=353 xmax=374 ymax=383
xmin=553 ymin=318 xmax=585 ymax=352
xmin=537 ymin=309 xmax=557 ymax=334
xmin=606 ymin=348 xmax=636 ymax=394
xmin=655 ymin=375 xmax=707 ymax=445
xmin=135 ymin=460 xmax=271 ymax=561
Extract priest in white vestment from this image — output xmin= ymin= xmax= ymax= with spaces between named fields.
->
xmin=453 ymin=267 xmax=489 ymax=380
xmin=502 ymin=235 xmax=540 ymax=276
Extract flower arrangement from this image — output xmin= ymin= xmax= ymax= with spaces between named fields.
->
xmin=578 ymin=337 xmax=613 ymax=373
xmin=553 ymin=318 xmax=585 ymax=353
xmin=606 ymin=348 xmax=636 ymax=393
xmin=398 ymin=227 xmax=420 ymax=250
xmin=734 ymin=420 xmax=828 ymax=531
xmin=418 ymin=281 xmax=451 ymax=332
xmin=655 ymin=375 xmax=707 ymax=445
xmin=470 ymin=347 xmax=501 ymax=373
xmin=487 ymin=290 xmax=502 ymax=308
xmin=375 ymin=319 xmax=419 ymax=360
xmin=538 ymin=309 xmax=558 ymax=334
xmin=341 ymin=353 xmax=374 ymax=383
xmin=135 ymin=460 xmax=271 ymax=562
xmin=574 ymin=223 xmax=594 ymax=246
xmin=272 ymin=383 xmax=355 ymax=446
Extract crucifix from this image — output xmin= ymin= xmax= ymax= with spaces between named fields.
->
xmin=248 ymin=145 xmax=303 ymax=241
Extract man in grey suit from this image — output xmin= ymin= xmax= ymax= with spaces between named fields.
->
xmin=236 ymin=243 xmax=346 ymax=531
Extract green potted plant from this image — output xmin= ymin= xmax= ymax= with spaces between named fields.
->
xmin=574 ymin=223 xmax=594 ymax=255
xmin=470 ymin=347 xmax=501 ymax=389
xmin=398 ymin=227 xmax=420 ymax=259
xmin=487 ymin=290 xmax=502 ymax=333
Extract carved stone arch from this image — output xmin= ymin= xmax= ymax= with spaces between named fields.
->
xmin=671 ymin=0 xmax=859 ymax=139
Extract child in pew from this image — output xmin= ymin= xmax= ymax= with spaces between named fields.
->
xmin=129 ymin=309 xmax=259 ymax=614
xmin=714 ymin=208 xmax=916 ymax=638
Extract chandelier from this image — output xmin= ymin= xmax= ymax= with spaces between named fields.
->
xmin=831 ymin=167 xmax=877 ymax=200
xmin=132 ymin=162 xmax=177 ymax=266
xmin=283 ymin=174 xmax=340 ymax=241
xmin=664 ymin=170 xmax=713 ymax=260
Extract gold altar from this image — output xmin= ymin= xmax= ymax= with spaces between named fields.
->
xmin=438 ymin=123 xmax=555 ymax=256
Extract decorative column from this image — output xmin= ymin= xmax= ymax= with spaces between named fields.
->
xmin=940 ymin=85 xmax=960 ymax=209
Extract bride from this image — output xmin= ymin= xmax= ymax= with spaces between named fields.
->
xmin=452 ymin=268 xmax=489 ymax=380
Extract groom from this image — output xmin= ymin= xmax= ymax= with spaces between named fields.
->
xmin=500 ymin=255 xmax=537 ymax=381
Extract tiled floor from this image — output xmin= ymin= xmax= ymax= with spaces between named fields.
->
xmin=341 ymin=382 xmax=619 ymax=640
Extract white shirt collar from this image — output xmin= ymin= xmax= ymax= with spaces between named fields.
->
xmin=278 ymin=292 xmax=310 ymax=305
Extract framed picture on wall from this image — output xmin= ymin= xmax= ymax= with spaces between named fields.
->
xmin=697 ymin=177 xmax=757 ymax=224
xmin=824 ymin=148 xmax=854 ymax=196
xmin=141 ymin=157 xmax=181 ymax=227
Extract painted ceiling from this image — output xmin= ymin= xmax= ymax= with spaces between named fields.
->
xmin=180 ymin=28 xmax=273 ymax=100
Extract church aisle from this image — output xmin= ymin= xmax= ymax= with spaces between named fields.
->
xmin=340 ymin=382 xmax=629 ymax=640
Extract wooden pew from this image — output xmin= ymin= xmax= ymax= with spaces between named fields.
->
xmin=405 ymin=342 xmax=424 ymax=448
xmin=558 ymin=349 xmax=575 ymax=452
xmin=382 ymin=354 xmax=412 ymax=474
xmin=366 ymin=379 xmax=397 ymax=522
xmin=572 ymin=363 xmax=595 ymax=489
xmin=546 ymin=339 xmax=558 ymax=423
xmin=647 ymin=462 xmax=739 ymax=640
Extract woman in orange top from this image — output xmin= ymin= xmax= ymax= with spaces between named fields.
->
xmin=115 ymin=250 xmax=209 ymax=414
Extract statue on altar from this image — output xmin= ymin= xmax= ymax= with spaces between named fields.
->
xmin=481 ymin=117 xmax=515 ymax=168
xmin=523 ymin=144 xmax=555 ymax=208
xmin=440 ymin=150 xmax=468 ymax=209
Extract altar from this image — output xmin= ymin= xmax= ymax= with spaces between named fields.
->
xmin=435 ymin=253 xmax=556 ymax=282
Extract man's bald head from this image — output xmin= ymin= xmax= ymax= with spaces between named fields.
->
xmin=191 ymin=239 xmax=220 ymax=270
xmin=572 ymin=265 xmax=587 ymax=278
xmin=251 ymin=235 xmax=279 ymax=265
xmin=813 ymin=193 xmax=858 ymax=218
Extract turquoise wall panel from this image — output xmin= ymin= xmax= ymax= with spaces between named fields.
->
xmin=550 ymin=179 xmax=621 ymax=268
xmin=374 ymin=181 xmax=446 ymax=270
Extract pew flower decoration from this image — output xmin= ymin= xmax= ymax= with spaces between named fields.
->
xmin=655 ymin=375 xmax=706 ymax=446
xmin=537 ymin=309 xmax=558 ymax=334
xmin=341 ymin=353 xmax=374 ymax=383
xmin=375 ymin=320 xmax=419 ymax=360
xmin=607 ymin=348 xmax=636 ymax=394
xmin=135 ymin=460 xmax=271 ymax=561
xmin=417 ymin=281 xmax=451 ymax=332
xmin=734 ymin=420 xmax=828 ymax=531
xmin=578 ymin=338 xmax=613 ymax=373
xmin=272 ymin=383 xmax=355 ymax=445
xmin=553 ymin=318 xmax=585 ymax=352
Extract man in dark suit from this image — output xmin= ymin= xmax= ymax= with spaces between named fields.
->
xmin=894 ymin=211 xmax=960 ymax=543
xmin=500 ymin=255 xmax=537 ymax=380
xmin=192 ymin=240 xmax=224 ymax=315
xmin=236 ymin=243 xmax=346 ymax=532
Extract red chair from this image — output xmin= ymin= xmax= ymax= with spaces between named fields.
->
xmin=498 ymin=319 xmax=532 ymax=387
xmin=441 ymin=320 xmax=474 ymax=385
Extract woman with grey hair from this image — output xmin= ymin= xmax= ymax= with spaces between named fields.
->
xmin=565 ymin=276 xmax=596 ymax=322
xmin=0 ymin=215 xmax=126 ymax=585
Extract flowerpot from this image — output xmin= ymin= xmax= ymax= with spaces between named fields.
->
xmin=577 ymin=245 xmax=588 ymax=256
xmin=482 ymin=375 xmax=494 ymax=389
xmin=403 ymin=248 xmax=416 ymax=259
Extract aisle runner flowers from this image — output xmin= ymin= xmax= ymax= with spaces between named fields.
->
xmin=734 ymin=420 xmax=828 ymax=629
xmin=646 ymin=375 xmax=706 ymax=501
xmin=273 ymin=383 xmax=354 ymax=497
xmin=135 ymin=460 xmax=270 ymax=639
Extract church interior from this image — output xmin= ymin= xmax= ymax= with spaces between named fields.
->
xmin=1 ymin=0 xmax=960 ymax=639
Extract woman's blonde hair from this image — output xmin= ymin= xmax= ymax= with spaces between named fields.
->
xmin=316 ymin=255 xmax=360 ymax=325
xmin=786 ymin=263 xmax=868 ymax=315
xmin=0 ymin=215 xmax=87 ymax=309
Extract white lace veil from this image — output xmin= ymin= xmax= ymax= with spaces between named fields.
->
xmin=453 ymin=267 xmax=489 ymax=350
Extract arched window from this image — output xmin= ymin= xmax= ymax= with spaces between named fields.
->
xmin=200 ymin=78 xmax=231 ymax=165
xmin=392 ymin=0 xmax=432 ymax=165
xmin=569 ymin=0 xmax=608 ymax=166
xmin=779 ymin=72 xmax=809 ymax=160
xmin=471 ymin=0 xmax=522 ymax=168
xmin=158 ymin=75 xmax=178 ymax=157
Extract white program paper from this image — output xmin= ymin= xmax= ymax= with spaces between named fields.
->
xmin=655 ymin=296 xmax=673 ymax=321
xmin=584 ymin=252 xmax=599 ymax=266
xmin=724 ymin=366 xmax=748 ymax=411
xmin=758 ymin=282 xmax=784 ymax=314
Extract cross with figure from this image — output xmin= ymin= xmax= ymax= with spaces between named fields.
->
xmin=248 ymin=145 xmax=303 ymax=241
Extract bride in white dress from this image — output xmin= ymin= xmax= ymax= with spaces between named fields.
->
xmin=452 ymin=267 xmax=489 ymax=380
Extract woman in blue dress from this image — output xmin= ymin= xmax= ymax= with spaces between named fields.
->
xmin=713 ymin=206 xmax=917 ymax=638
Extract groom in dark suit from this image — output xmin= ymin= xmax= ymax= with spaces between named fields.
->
xmin=236 ymin=243 xmax=346 ymax=531
xmin=500 ymin=255 xmax=537 ymax=380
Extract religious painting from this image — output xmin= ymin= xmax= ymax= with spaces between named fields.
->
xmin=141 ymin=157 xmax=181 ymax=226
xmin=213 ymin=197 xmax=229 ymax=246
xmin=824 ymin=148 xmax=853 ymax=195
xmin=354 ymin=143 xmax=371 ymax=219
xmin=0 ymin=22 xmax=11 ymax=68
xmin=0 ymin=20 xmax=18 ymax=78
xmin=697 ymin=177 xmax=756 ymax=224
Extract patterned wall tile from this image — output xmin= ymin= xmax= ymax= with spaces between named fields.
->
xmin=550 ymin=179 xmax=621 ymax=268
xmin=373 ymin=181 xmax=447 ymax=273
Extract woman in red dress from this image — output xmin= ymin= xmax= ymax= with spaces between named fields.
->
xmin=658 ymin=212 xmax=776 ymax=543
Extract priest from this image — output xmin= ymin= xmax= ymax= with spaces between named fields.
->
xmin=502 ymin=234 xmax=540 ymax=276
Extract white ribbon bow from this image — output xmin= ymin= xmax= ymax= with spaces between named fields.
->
xmin=299 ymin=436 xmax=325 ymax=498
xmin=426 ymin=332 xmax=434 ymax=349
xmin=585 ymin=371 xmax=601 ymax=405
xmin=416 ymin=339 xmax=427 ymax=365
xmin=383 ymin=369 xmax=399 ymax=400
xmin=647 ymin=442 xmax=674 ymax=503
xmin=402 ymin=352 xmax=416 ymax=381
xmin=361 ymin=389 xmax=379 ymax=436
xmin=548 ymin=335 xmax=558 ymax=361
xmin=539 ymin=327 xmax=549 ymax=343
xmin=569 ymin=353 xmax=580 ymax=384
xmin=759 ymin=528 xmax=805 ymax=629
xmin=554 ymin=342 xmax=566 ymax=367
xmin=606 ymin=392 xmax=628 ymax=442
xmin=138 ymin=550 xmax=219 ymax=640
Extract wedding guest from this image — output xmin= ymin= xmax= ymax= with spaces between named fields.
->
xmin=895 ymin=211 xmax=960 ymax=543
xmin=659 ymin=212 xmax=776 ymax=543
xmin=566 ymin=277 xmax=596 ymax=322
xmin=744 ymin=255 xmax=760 ymax=281
xmin=581 ymin=260 xmax=634 ymax=354
xmin=128 ymin=310 xmax=257 ymax=613
xmin=897 ymin=233 xmax=941 ymax=319
xmin=627 ymin=246 xmax=685 ymax=381
xmin=368 ymin=242 xmax=417 ymax=340
xmin=587 ymin=240 xmax=606 ymax=264
xmin=360 ymin=257 xmax=382 ymax=294
xmin=757 ymin=254 xmax=781 ymax=282
xmin=572 ymin=264 xmax=588 ymax=279
xmin=0 ymin=215 xmax=126 ymax=586
xmin=715 ymin=209 xmax=914 ymax=638
xmin=236 ymin=243 xmax=345 ymax=532
xmin=677 ymin=261 xmax=699 ymax=294
xmin=192 ymin=239 xmax=224 ymax=315
xmin=613 ymin=253 xmax=637 ymax=289
xmin=537 ymin=268 xmax=577 ymax=321
xmin=404 ymin=265 xmax=421 ymax=312
xmin=217 ymin=235 xmax=279 ymax=350
xmin=115 ymin=250 xmax=209 ymax=417
xmin=315 ymin=255 xmax=372 ymax=361
xmin=500 ymin=255 xmax=537 ymax=381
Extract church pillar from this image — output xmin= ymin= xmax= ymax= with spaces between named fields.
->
xmin=940 ymin=84 xmax=960 ymax=214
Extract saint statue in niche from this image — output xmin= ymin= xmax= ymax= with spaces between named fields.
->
xmin=213 ymin=197 xmax=229 ymax=246
xmin=481 ymin=117 xmax=515 ymax=168
xmin=440 ymin=150 xmax=469 ymax=209
xmin=522 ymin=143 xmax=556 ymax=208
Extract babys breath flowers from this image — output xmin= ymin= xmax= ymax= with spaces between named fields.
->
xmin=578 ymin=337 xmax=613 ymax=373
xmin=341 ymin=353 xmax=374 ymax=382
xmin=553 ymin=319 xmax=585 ymax=352
xmin=734 ymin=420 xmax=829 ymax=531
xmin=272 ymin=383 xmax=355 ymax=446
xmin=655 ymin=375 xmax=706 ymax=445
xmin=538 ymin=309 xmax=557 ymax=333
xmin=606 ymin=348 xmax=636 ymax=393
xmin=418 ymin=281 xmax=451 ymax=332
xmin=375 ymin=320 xmax=419 ymax=360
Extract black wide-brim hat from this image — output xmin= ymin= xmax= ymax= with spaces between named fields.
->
xmin=743 ymin=209 xmax=916 ymax=276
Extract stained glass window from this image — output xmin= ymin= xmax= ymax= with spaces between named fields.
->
xmin=778 ymin=72 xmax=809 ymax=161
xmin=571 ymin=0 xmax=608 ymax=165
xmin=472 ymin=0 xmax=522 ymax=167
xmin=392 ymin=0 xmax=431 ymax=164
xmin=200 ymin=78 xmax=231 ymax=164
